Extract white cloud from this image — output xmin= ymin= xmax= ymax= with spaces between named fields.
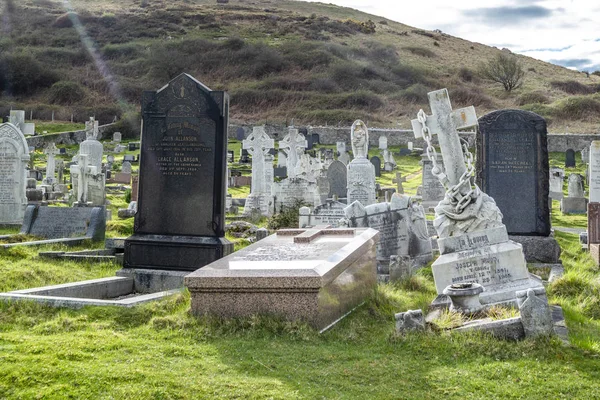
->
xmin=300 ymin=0 xmax=600 ymax=71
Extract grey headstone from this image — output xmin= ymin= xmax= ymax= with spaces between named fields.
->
xmin=21 ymin=204 xmax=105 ymax=242
xmin=327 ymin=160 xmax=347 ymax=198
xmin=517 ymin=288 xmax=554 ymax=338
xmin=476 ymin=110 xmax=550 ymax=236
xmin=394 ymin=309 xmax=425 ymax=333
xmin=0 ymin=123 xmax=29 ymax=224
xmin=370 ymin=156 xmax=381 ymax=177
xmin=256 ymin=228 xmax=269 ymax=241
xmin=274 ymin=166 xmax=287 ymax=178
xmin=123 ymin=154 xmax=135 ymax=162
xmin=236 ymin=127 xmax=245 ymax=141
xmin=121 ymin=161 xmax=132 ymax=174
xmin=565 ymin=148 xmax=576 ymax=168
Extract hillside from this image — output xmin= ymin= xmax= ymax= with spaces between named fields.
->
xmin=1 ymin=0 xmax=600 ymax=133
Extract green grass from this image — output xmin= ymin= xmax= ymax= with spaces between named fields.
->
xmin=35 ymin=121 xmax=85 ymax=134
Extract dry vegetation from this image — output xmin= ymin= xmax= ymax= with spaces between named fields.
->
xmin=1 ymin=0 xmax=600 ymax=132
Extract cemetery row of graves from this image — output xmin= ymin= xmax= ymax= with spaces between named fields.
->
xmin=0 ymin=75 xmax=599 ymax=397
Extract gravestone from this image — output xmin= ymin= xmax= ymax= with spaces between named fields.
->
xmin=413 ymin=90 xmax=543 ymax=305
xmin=561 ymin=174 xmax=587 ymax=214
xmin=549 ymin=167 xmax=564 ymax=200
xmin=128 ymin=143 xmax=137 ymax=151
xmin=419 ymin=153 xmax=446 ymax=210
xmin=20 ymin=204 xmax=105 ymax=242
xmin=121 ymin=161 xmax=132 ymax=174
xmin=124 ymin=73 xmax=233 ymax=271
xmin=227 ymin=150 xmax=234 ymax=163
xmin=235 ymin=127 xmax=245 ymax=141
xmin=298 ymin=200 xmax=347 ymax=228
xmin=242 ymin=126 xmax=274 ymax=217
xmin=344 ymin=193 xmax=433 ymax=279
xmin=0 ymin=123 xmax=30 ymax=224
xmin=71 ymin=121 xmax=105 ymax=207
xmin=565 ymin=148 xmax=576 ymax=168
xmin=311 ymin=133 xmax=320 ymax=145
xmin=382 ymin=149 xmax=397 ymax=172
xmin=279 ymin=127 xmax=307 ymax=179
xmin=107 ymin=155 xmax=115 ymax=163
xmin=327 ymin=160 xmax=347 ymax=199
xmin=123 ymin=154 xmax=135 ymax=162
xmin=393 ymin=172 xmax=406 ymax=194
xmin=9 ymin=110 xmax=34 ymax=136
xmin=60 ymin=148 xmax=66 ymax=155
xmin=43 ymin=142 xmax=59 ymax=185
xmin=304 ymin=128 xmax=314 ymax=150
xmin=379 ymin=136 xmax=387 ymax=150
xmin=239 ymin=149 xmax=250 ymax=163
xmin=277 ymin=150 xmax=287 ymax=167
xmin=336 ymin=141 xmax=346 ymax=154
xmin=113 ymin=132 xmax=122 ymax=142
xmin=370 ymin=156 xmax=381 ymax=177
xmin=347 ymin=120 xmax=376 ymax=206
xmin=476 ymin=109 xmax=550 ymax=236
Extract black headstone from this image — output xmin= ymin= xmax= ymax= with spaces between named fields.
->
xmin=124 ymin=73 xmax=233 ymax=271
xmin=565 ymin=148 xmax=576 ymax=168
xmin=236 ymin=127 xmax=245 ymax=141
xmin=476 ymin=109 xmax=550 ymax=236
xmin=327 ymin=160 xmax=347 ymax=198
xmin=370 ymin=156 xmax=381 ymax=177
xmin=274 ymin=166 xmax=287 ymax=178
xmin=239 ymin=149 xmax=250 ymax=163
xmin=227 ymin=150 xmax=234 ymax=163
xmin=312 ymin=133 xmax=320 ymax=145
xmin=59 ymin=148 xmax=66 ymax=154
xmin=128 ymin=143 xmax=136 ymax=151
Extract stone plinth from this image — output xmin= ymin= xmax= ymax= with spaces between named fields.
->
xmin=561 ymin=197 xmax=588 ymax=214
xmin=508 ymin=235 xmax=561 ymax=264
xmin=185 ymin=228 xmax=379 ymax=330
xmin=346 ymin=158 xmax=376 ymax=206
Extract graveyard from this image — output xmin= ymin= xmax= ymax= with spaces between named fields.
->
xmin=1 ymin=0 xmax=600 ymax=399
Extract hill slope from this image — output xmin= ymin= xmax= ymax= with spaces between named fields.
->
xmin=1 ymin=0 xmax=599 ymax=133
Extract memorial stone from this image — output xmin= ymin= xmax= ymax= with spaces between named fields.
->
xmin=346 ymin=120 xmax=376 ymax=206
xmin=121 ymin=161 xmax=132 ymax=174
xmin=279 ymin=128 xmax=307 ymax=179
xmin=370 ymin=156 xmax=381 ymax=177
xmin=379 ymin=136 xmax=387 ymax=150
xmin=298 ymin=200 xmax=347 ymax=228
xmin=242 ymin=126 xmax=274 ymax=217
xmin=419 ymin=153 xmax=445 ymax=210
xmin=327 ymin=160 xmax=347 ymax=199
xmin=20 ymin=204 xmax=105 ymax=242
xmin=549 ymin=167 xmax=564 ymax=200
xmin=42 ymin=142 xmax=59 ymax=185
xmin=565 ymin=148 xmax=576 ymax=168
xmin=124 ymin=73 xmax=233 ymax=271
xmin=581 ymin=147 xmax=589 ymax=165
xmin=0 ymin=123 xmax=29 ymax=224
xmin=561 ymin=173 xmax=588 ymax=214
xmin=113 ymin=132 xmax=122 ymax=142
xmin=236 ymin=127 xmax=245 ymax=141
xmin=476 ymin=109 xmax=550 ymax=236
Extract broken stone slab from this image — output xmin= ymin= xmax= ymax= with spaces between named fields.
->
xmin=516 ymin=287 xmax=554 ymax=338
xmin=395 ymin=309 xmax=425 ymax=333
xmin=454 ymin=317 xmax=525 ymax=341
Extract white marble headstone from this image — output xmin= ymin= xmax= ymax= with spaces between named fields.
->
xmin=0 ymin=123 xmax=29 ymax=224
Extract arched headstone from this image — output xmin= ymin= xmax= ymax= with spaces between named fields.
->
xmin=0 ymin=123 xmax=30 ymax=224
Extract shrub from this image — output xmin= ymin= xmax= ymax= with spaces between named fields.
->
xmin=449 ymin=86 xmax=493 ymax=108
xmin=550 ymin=80 xmax=594 ymax=95
xmin=268 ymin=200 xmax=306 ymax=230
xmin=47 ymin=81 xmax=86 ymax=105
xmin=53 ymin=12 xmax=76 ymax=28
xmin=338 ymin=90 xmax=383 ymax=110
xmin=457 ymin=67 xmax=475 ymax=82
xmin=479 ymin=53 xmax=524 ymax=92
xmin=395 ymin=83 xmax=429 ymax=103
xmin=102 ymin=43 xmax=145 ymax=60
xmin=0 ymin=53 xmax=59 ymax=95
xmin=403 ymin=46 xmax=436 ymax=58
xmin=552 ymin=96 xmax=600 ymax=120
xmin=308 ymin=77 xmax=340 ymax=93
xmin=516 ymin=91 xmax=550 ymax=106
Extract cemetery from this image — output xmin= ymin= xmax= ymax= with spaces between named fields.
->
xmin=1 ymin=1 xmax=600 ymax=398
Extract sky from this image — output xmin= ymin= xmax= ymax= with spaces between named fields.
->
xmin=301 ymin=0 xmax=600 ymax=72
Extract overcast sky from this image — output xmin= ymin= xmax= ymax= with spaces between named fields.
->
xmin=301 ymin=0 xmax=600 ymax=72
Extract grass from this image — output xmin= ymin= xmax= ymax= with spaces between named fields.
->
xmin=34 ymin=121 xmax=85 ymax=134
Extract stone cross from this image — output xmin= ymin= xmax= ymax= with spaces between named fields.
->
xmin=85 ymin=117 xmax=99 ymax=140
xmin=279 ymin=128 xmax=307 ymax=179
xmin=411 ymin=89 xmax=478 ymax=191
xmin=73 ymin=153 xmax=93 ymax=204
xmin=243 ymin=126 xmax=274 ymax=195
xmin=43 ymin=142 xmax=60 ymax=184
xmin=392 ymin=172 xmax=406 ymax=194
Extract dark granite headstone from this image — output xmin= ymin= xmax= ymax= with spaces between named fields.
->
xmin=239 ymin=149 xmax=250 ymax=163
xmin=128 ymin=143 xmax=136 ymax=151
xmin=302 ymin=128 xmax=313 ymax=150
xmin=227 ymin=150 xmax=234 ymax=163
xmin=327 ymin=160 xmax=347 ymax=198
xmin=476 ymin=109 xmax=550 ymax=236
xmin=312 ymin=133 xmax=320 ymax=145
xmin=274 ymin=166 xmax=287 ymax=178
xmin=125 ymin=73 xmax=233 ymax=271
xmin=59 ymin=148 xmax=66 ymax=154
xmin=399 ymin=148 xmax=412 ymax=156
xmin=565 ymin=148 xmax=576 ymax=168
xmin=370 ymin=156 xmax=381 ymax=177
xmin=236 ymin=127 xmax=245 ymax=141
xmin=20 ymin=204 xmax=105 ymax=242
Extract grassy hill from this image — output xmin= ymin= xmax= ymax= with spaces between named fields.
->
xmin=1 ymin=0 xmax=600 ymax=133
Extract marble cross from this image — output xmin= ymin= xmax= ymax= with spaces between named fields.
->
xmin=43 ymin=142 xmax=60 ymax=184
xmin=279 ymin=128 xmax=307 ymax=179
xmin=243 ymin=126 xmax=274 ymax=195
xmin=392 ymin=172 xmax=406 ymax=194
xmin=73 ymin=153 xmax=92 ymax=204
xmin=410 ymin=89 xmax=477 ymax=189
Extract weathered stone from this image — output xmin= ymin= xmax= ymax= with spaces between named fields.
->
xmin=419 ymin=153 xmax=445 ymax=209
xmin=299 ymin=201 xmax=346 ymax=228
xmin=508 ymin=235 xmax=561 ymax=263
xmin=242 ymin=126 xmax=275 ymax=217
xmin=255 ymin=227 xmax=269 ymax=241
xmin=327 ymin=160 xmax=347 ymax=199
xmin=279 ymin=128 xmax=307 ymax=179
xmin=389 ymin=255 xmax=412 ymax=281
xmin=20 ymin=204 xmax=105 ymax=242
xmin=394 ymin=309 xmax=425 ymax=333
xmin=549 ymin=167 xmax=564 ymax=200
xmin=565 ymin=148 xmax=576 ymax=168
xmin=0 ymin=123 xmax=30 ymax=224
xmin=517 ymin=288 xmax=554 ymax=338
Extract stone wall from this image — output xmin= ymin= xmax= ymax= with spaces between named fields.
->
xmin=26 ymin=123 xmax=114 ymax=148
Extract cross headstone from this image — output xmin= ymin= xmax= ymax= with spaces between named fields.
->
xmin=72 ymin=153 xmax=92 ymax=205
xmin=43 ymin=142 xmax=60 ymax=185
xmin=565 ymin=148 xmax=576 ymax=168
xmin=279 ymin=128 xmax=307 ymax=179
xmin=392 ymin=172 xmax=406 ymax=194
xmin=242 ymin=126 xmax=274 ymax=216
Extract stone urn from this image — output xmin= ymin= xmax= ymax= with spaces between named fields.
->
xmin=443 ymin=282 xmax=484 ymax=315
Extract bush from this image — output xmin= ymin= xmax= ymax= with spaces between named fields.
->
xmin=338 ymin=90 xmax=383 ymax=110
xmin=516 ymin=91 xmax=550 ymax=106
xmin=550 ymin=80 xmax=594 ymax=95
xmin=47 ymin=81 xmax=86 ymax=105
xmin=0 ymin=53 xmax=59 ymax=95
xmin=268 ymin=201 xmax=307 ymax=230
xmin=395 ymin=83 xmax=429 ymax=103
xmin=102 ymin=43 xmax=145 ymax=60
xmin=449 ymin=86 xmax=493 ymax=108
xmin=552 ymin=96 xmax=600 ymax=120
xmin=403 ymin=46 xmax=436 ymax=58
xmin=479 ymin=53 xmax=524 ymax=92
xmin=457 ymin=67 xmax=475 ymax=82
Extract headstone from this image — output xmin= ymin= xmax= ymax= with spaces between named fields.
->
xmin=336 ymin=141 xmax=346 ymax=154
xmin=22 ymin=124 xmax=35 ymax=136
xmin=311 ymin=133 xmax=320 ymax=145
xmin=412 ymin=89 xmax=542 ymax=305
xmin=121 ymin=161 xmax=132 ymax=174
xmin=71 ymin=122 xmax=106 ymax=207
xmin=419 ymin=152 xmax=445 ymax=209
xmin=327 ymin=160 xmax=347 ymax=199
xmin=242 ymin=126 xmax=274 ymax=217
xmin=561 ymin=173 xmax=588 ymax=214
xmin=378 ymin=136 xmax=388 ymax=150
xmin=476 ymin=109 xmax=550 ymax=236
xmin=370 ymin=156 xmax=381 ymax=177
xmin=347 ymin=120 xmax=376 ymax=206
xmin=516 ymin=288 xmax=553 ymax=338
xmin=565 ymin=148 xmax=576 ymax=168
xmin=255 ymin=227 xmax=269 ymax=241
xmin=549 ymin=167 xmax=564 ymax=200
xmin=123 ymin=154 xmax=135 ymax=163
xmin=236 ymin=127 xmax=245 ymax=141
xmin=589 ymin=141 xmax=600 ymax=203
xmin=20 ymin=204 xmax=105 ymax=241
xmin=42 ymin=142 xmax=59 ymax=185
xmin=382 ymin=149 xmax=397 ymax=172
xmin=344 ymin=193 xmax=433 ymax=278
xmin=114 ymin=144 xmax=125 ymax=153
xmin=305 ymin=129 xmax=314 ymax=150
xmin=394 ymin=309 xmax=425 ymax=333
xmin=124 ymin=73 xmax=233 ymax=271
xmin=279 ymin=128 xmax=307 ymax=179
xmin=227 ymin=150 xmax=234 ymax=163
xmin=0 ymin=123 xmax=30 ymax=224
xmin=185 ymin=227 xmax=379 ymax=330
xmin=581 ymin=147 xmax=589 ymax=165
xmin=277 ymin=150 xmax=287 ymax=168
xmin=128 ymin=143 xmax=136 ymax=151
xmin=60 ymin=148 xmax=66 ymax=155
xmin=296 ymin=153 xmax=322 ymax=183
xmin=274 ymin=166 xmax=287 ymax=178
xmin=298 ymin=200 xmax=346 ymax=228
xmin=56 ymin=160 xmax=64 ymax=183
xmin=389 ymin=255 xmax=412 ymax=282
xmin=9 ymin=110 xmax=25 ymax=130
xmin=392 ymin=172 xmax=406 ymax=194
xmin=113 ymin=132 xmax=122 ymax=142
xmin=239 ymin=149 xmax=250 ymax=164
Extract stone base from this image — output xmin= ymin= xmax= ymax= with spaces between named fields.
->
xmin=561 ymin=197 xmax=588 ymax=214
xmin=124 ymin=234 xmax=233 ymax=272
xmin=116 ymin=268 xmax=188 ymax=293
xmin=508 ymin=235 xmax=561 ymax=263
xmin=432 ymin=239 xmax=544 ymax=305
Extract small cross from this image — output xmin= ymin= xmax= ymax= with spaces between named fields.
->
xmin=392 ymin=172 xmax=406 ymax=194
xmin=410 ymin=89 xmax=478 ymax=189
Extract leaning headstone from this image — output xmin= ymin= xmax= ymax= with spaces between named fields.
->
xmin=565 ymin=148 xmax=576 ymax=168
xmin=394 ymin=309 xmax=425 ymax=333
xmin=347 ymin=121 xmax=376 ymax=206
xmin=516 ymin=288 xmax=553 ymax=338
xmin=242 ymin=126 xmax=274 ymax=217
xmin=561 ymin=174 xmax=587 ymax=214
xmin=370 ymin=156 xmax=381 ymax=177
xmin=0 ymin=123 xmax=30 ymax=224
xmin=549 ymin=167 xmax=564 ymax=200
xmin=124 ymin=73 xmax=233 ymax=271
xmin=413 ymin=90 xmax=542 ymax=305
xmin=327 ymin=160 xmax=347 ymax=199
xmin=298 ymin=200 xmax=347 ymax=228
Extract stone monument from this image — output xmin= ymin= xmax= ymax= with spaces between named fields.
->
xmin=242 ymin=126 xmax=275 ymax=217
xmin=549 ymin=167 xmax=564 ymax=200
xmin=412 ymin=89 xmax=542 ymax=306
xmin=346 ymin=120 xmax=376 ymax=206
xmin=279 ymin=127 xmax=307 ymax=179
xmin=327 ymin=160 xmax=347 ymax=199
xmin=418 ymin=152 xmax=446 ymax=211
xmin=42 ymin=142 xmax=59 ymax=185
xmin=0 ymin=122 xmax=29 ymax=224
xmin=71 ymin=120 xmax=106 ymax=207
xmin=561 ymin=173 xmax=587 ymax=214
xmin=124 ymin=73 xmax=233 ymax=272
xmin=565 ymin=148 xmax=576 ymax=168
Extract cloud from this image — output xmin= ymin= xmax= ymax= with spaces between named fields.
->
xmin=522 ymin=45 xmax=573 ymax=53
xmin=548 ymin=58 xmax=592 ymax=69
xmin=463 ymin=6 xmax=558 ymax=25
